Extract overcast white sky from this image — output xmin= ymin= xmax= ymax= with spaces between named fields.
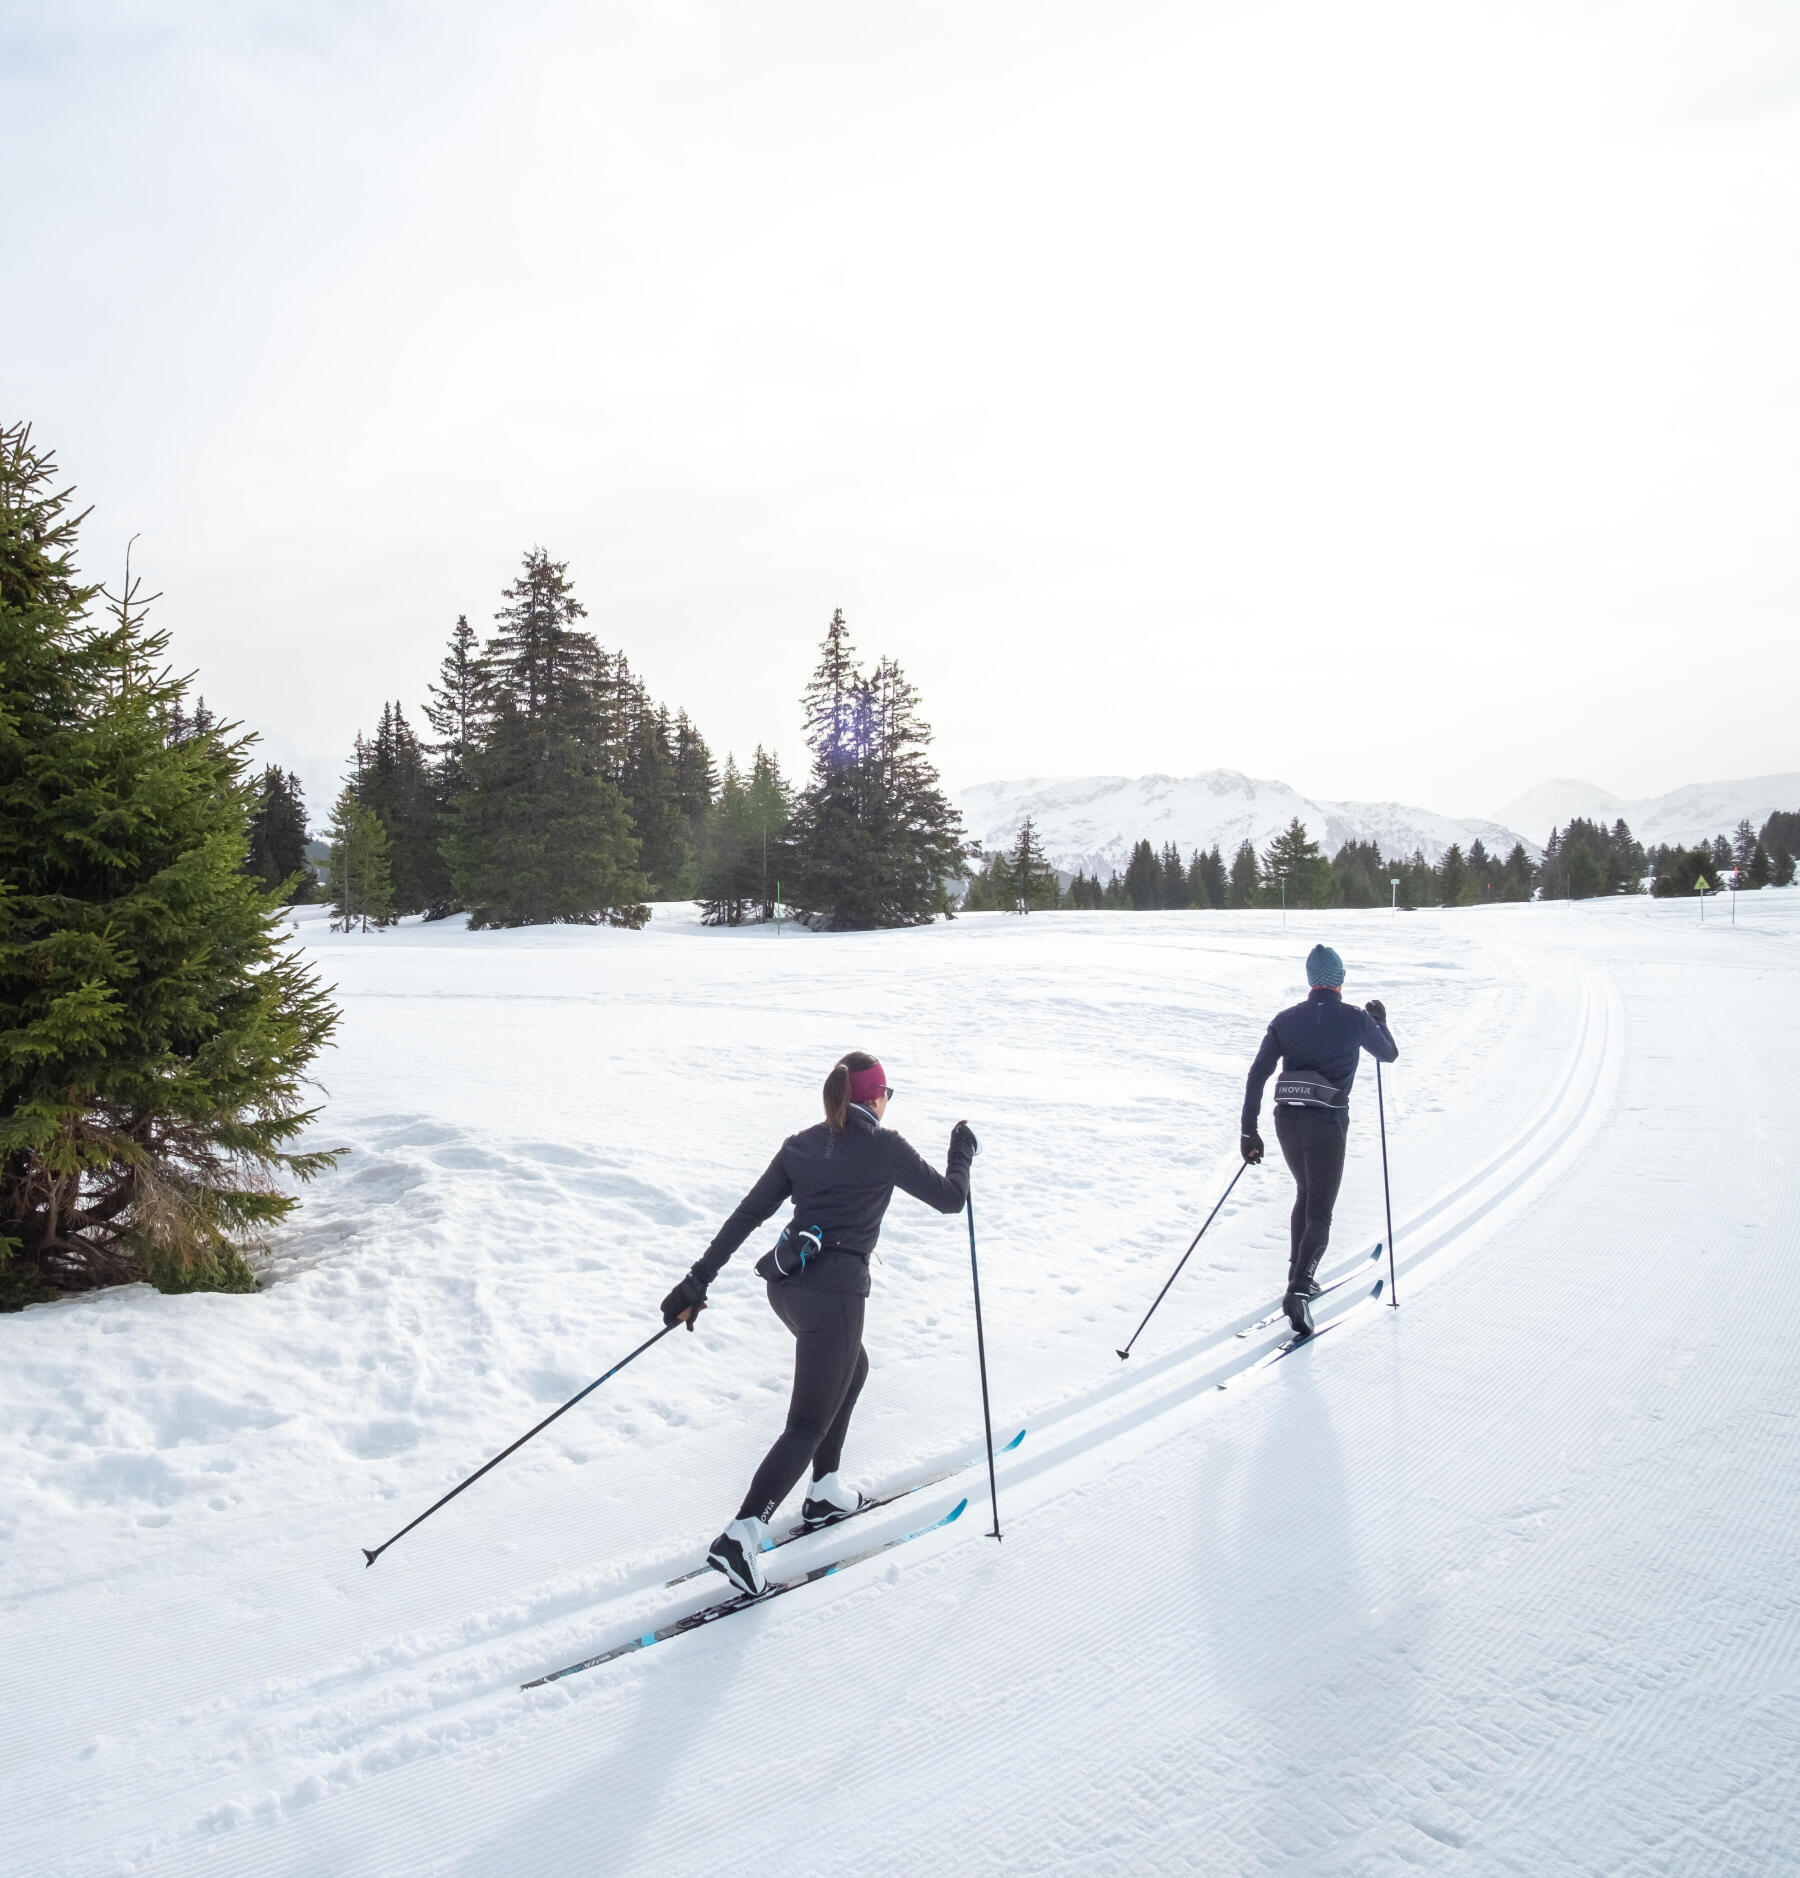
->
xmin=7 ymin=0 xmax=1798 ymax=818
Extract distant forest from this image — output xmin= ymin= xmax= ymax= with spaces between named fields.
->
xmin=963 ymin=808 xmax=1800 ymax=914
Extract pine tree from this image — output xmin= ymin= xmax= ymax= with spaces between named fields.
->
xmin=446 ymin=549 xmax=648 ymax=927
xmin=1228 ymin=840 xmax=1260 ymax=908
xmin=326 ymin=788 xmax=396 ymax=931
xmin=1121 ymin=839 xmax=1159 ymax=910
xmin=1261 ymin=817 xmax=1330 ymax=908
xmin=1001 ymin=817 xmax=1059 ymax=912
xmin=623 ymin=697 xmax=694 ymax=899
xmin=672 ymin=710 xmax=718 ymax=857
xmin=246 ymin=765 xmax=312 ymax=899
xmin=788 ymin=614 xmax=968 ymax=929
xmin=357 ymin=701 xmax=444 ymax=917
xmin=0 ymin=423 xmax=339 ymax=1301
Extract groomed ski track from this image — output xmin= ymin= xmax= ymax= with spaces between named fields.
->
xmin=5 ymin=897 xmax=1798 ymax=1875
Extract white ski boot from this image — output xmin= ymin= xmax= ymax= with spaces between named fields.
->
xmin=800 ymin=1471 xmax=869 ymax=1531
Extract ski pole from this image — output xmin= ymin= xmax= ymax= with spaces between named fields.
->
xmin=361 ymin=1318 xmax=683 ymax=1567
xmin=1377 ymin=1058 xmax=1397 ymax=1308
xmin=1117 ymin=1160 xmax=1248 ymax=1360
xmin=965 ymin=1182 xmax=1003 ymax=1541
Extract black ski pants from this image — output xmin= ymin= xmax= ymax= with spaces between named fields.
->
xmin=737 ymin=1282 xmax=869 ymax=1523
xmin=1274 ymin=1105 xmax=1348 ymax=1293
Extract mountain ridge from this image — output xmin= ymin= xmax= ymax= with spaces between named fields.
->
xmin=953 ymin=771 xmax=1536 ymax=879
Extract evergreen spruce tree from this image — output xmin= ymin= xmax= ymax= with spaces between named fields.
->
xmin=1260 ymin=817 xmax=1331 ymax=908
xmin=1122 ymin=839 xmax=1159 ymax=910
xmin=1193 ymin=845 xmax=1227 ymax=909
xmin=326 ymin=788 xmax=396 ymax=931
xmin=623 ymin=697 xmax=695 ymax=899
xmin=0 ymin=423 xmax=338 ymax=1301
xmin=1439 ymin=842 xmax=1469 ymax=907
xmin=446 ymin=549 xmax=648 ymax=927
xmin=1228 ymin=839 xmax=1260 ymax=907
xmin=788 ymin=613 xmax=968 ymax=928
xmin=672 ymin=711 xmax=719 ymax=859
xmin=357 ymin=701 xmax=444 ymax=917
xmin=246 ymin=765 xmax=312 ymax=899
xmin=1001 ymin=817 xmax=1058 ymax=912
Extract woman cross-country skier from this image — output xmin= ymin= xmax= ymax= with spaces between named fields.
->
xmin=660 ymin=1051 xmax=978 ymax=1597
xmin=1241 ymin=944 xmax=1397 ymax=1337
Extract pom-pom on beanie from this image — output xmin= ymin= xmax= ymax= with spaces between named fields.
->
xmin=1306 ymin=944 xmax=1346 ymax=989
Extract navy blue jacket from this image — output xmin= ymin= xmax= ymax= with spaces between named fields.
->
xmin=690 ymin=1103 xmax=972 ymax=1297
xmin=1243 ymin=988 xmax=1398 ymax=1132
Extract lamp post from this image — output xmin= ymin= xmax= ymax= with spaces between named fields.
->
xmin=1277 ymin=870 xmax=1286 ymax=927
xmin=1390 ymin=876 xmax=1399 ymax=917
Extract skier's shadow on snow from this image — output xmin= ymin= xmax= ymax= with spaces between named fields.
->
xmin=1192 ymin=1354 xmax=1417 ymax=1781
xmin=449 ymin=1617 xmax=762 ymax=1877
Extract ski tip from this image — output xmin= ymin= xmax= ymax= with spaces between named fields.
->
xmin=362 ymin=1549 xmax=378 ymax=1568
xmin=1372 ymin=1278 xmax=1385 ymax=1297
xmin=945 ymin=1498 xmax=969 ymax=1523
xmin=1004 ymin=1428 xmax=1027 ymax=1451
xmin=1371 ymin=1242 xmax=1383 ymax=1258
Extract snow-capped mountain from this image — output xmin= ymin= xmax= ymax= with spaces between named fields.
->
xmin=1490 ymin=772 xmax=1800 ymax=849
xmin=953 ymin=771 xmax=1536 ymax=878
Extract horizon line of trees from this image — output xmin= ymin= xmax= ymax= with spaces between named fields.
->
xmin=965 ymin=808 xmax=1800 ymax=915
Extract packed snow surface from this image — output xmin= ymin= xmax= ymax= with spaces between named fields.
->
xmin=6 ymin=892 xmax=1799 ymax=1875
xmin=954 ymin=770 xmax=1535 ymax=876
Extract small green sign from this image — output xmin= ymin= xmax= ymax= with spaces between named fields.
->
xmin=1694 ymin=875 xmax=1711 ymax=893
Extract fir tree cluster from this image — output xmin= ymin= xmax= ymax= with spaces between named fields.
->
xmin=330 ymin=551 xmax=716 ymax=931
xmin=331 ymin=584 xmax=967 ymax=934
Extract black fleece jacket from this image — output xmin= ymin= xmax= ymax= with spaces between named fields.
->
xmin=689 ymin=1104 xmax=973 ymax=1298
xmin=1243 ymin=987 xmax=1398 ymax=1133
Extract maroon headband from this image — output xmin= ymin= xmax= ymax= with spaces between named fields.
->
xmin=847 ymin=1061 xmax=887 ymax=1105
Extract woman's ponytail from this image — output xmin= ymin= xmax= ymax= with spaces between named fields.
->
xmin=822 ymin=1049 xmax=881 ymax=1133
xmin=823 ymin=1062 xmax=851 ymax=1134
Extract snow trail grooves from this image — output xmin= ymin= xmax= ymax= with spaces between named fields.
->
xmin=12 ymin=901 xmax=1800 ymax=1876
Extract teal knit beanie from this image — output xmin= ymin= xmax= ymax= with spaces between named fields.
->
xmin=1306 ymin=944 xmax=1345 ymax=989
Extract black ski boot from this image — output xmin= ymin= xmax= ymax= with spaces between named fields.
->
xmin=1283 ymin=1288 xmax=1314 ymax=1337
xmin=706 ymin=1516 xmax=767 ymax=1596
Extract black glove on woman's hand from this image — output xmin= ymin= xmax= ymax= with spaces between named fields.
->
xmin=1366 ymin=998 xmax=1387 ymax=1026
xmin=660 ymin=1272 xmax=709 ymax=1329
xmin=952 ymin=1120 xmax=979 ymax=1156
xmin=1241 ymin=1130 xmax=1264 ymax=1165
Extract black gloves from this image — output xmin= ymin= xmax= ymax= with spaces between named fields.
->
xmin=1366 ymin=998 xmax=1387 ymax=1026
xmin=1241 ymin=1130 xmax=1264 ymax=1165
xmin=952 ymin=1120 xmax=979 ymax=1157
xmin=660 ymin=1272 xmax=709 ymax=1329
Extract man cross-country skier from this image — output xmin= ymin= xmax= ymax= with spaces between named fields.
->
xmin=1241 ymin=944 xmax=1397 ymax=1337
xmin=660 ymin=1050 xmax=977 ymax=1597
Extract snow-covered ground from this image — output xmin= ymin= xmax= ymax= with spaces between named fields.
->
xmin=5 ymin=892 xmax=1798 ymax=1875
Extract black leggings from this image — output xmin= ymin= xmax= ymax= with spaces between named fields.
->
xmin=1274 ymin=1105 xmax=1348 ymax=1291
xmin=737 ymin=1282 xmax=870 ymax=1523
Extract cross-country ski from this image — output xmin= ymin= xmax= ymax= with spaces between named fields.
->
xmin=662 ymin=1429 xmax=1026 ymax=1588
xmin=1237 ymin=1242 xmax=1383 ymax=1335
xmin=527 ymin=1498 xmax=972 ymax=1688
